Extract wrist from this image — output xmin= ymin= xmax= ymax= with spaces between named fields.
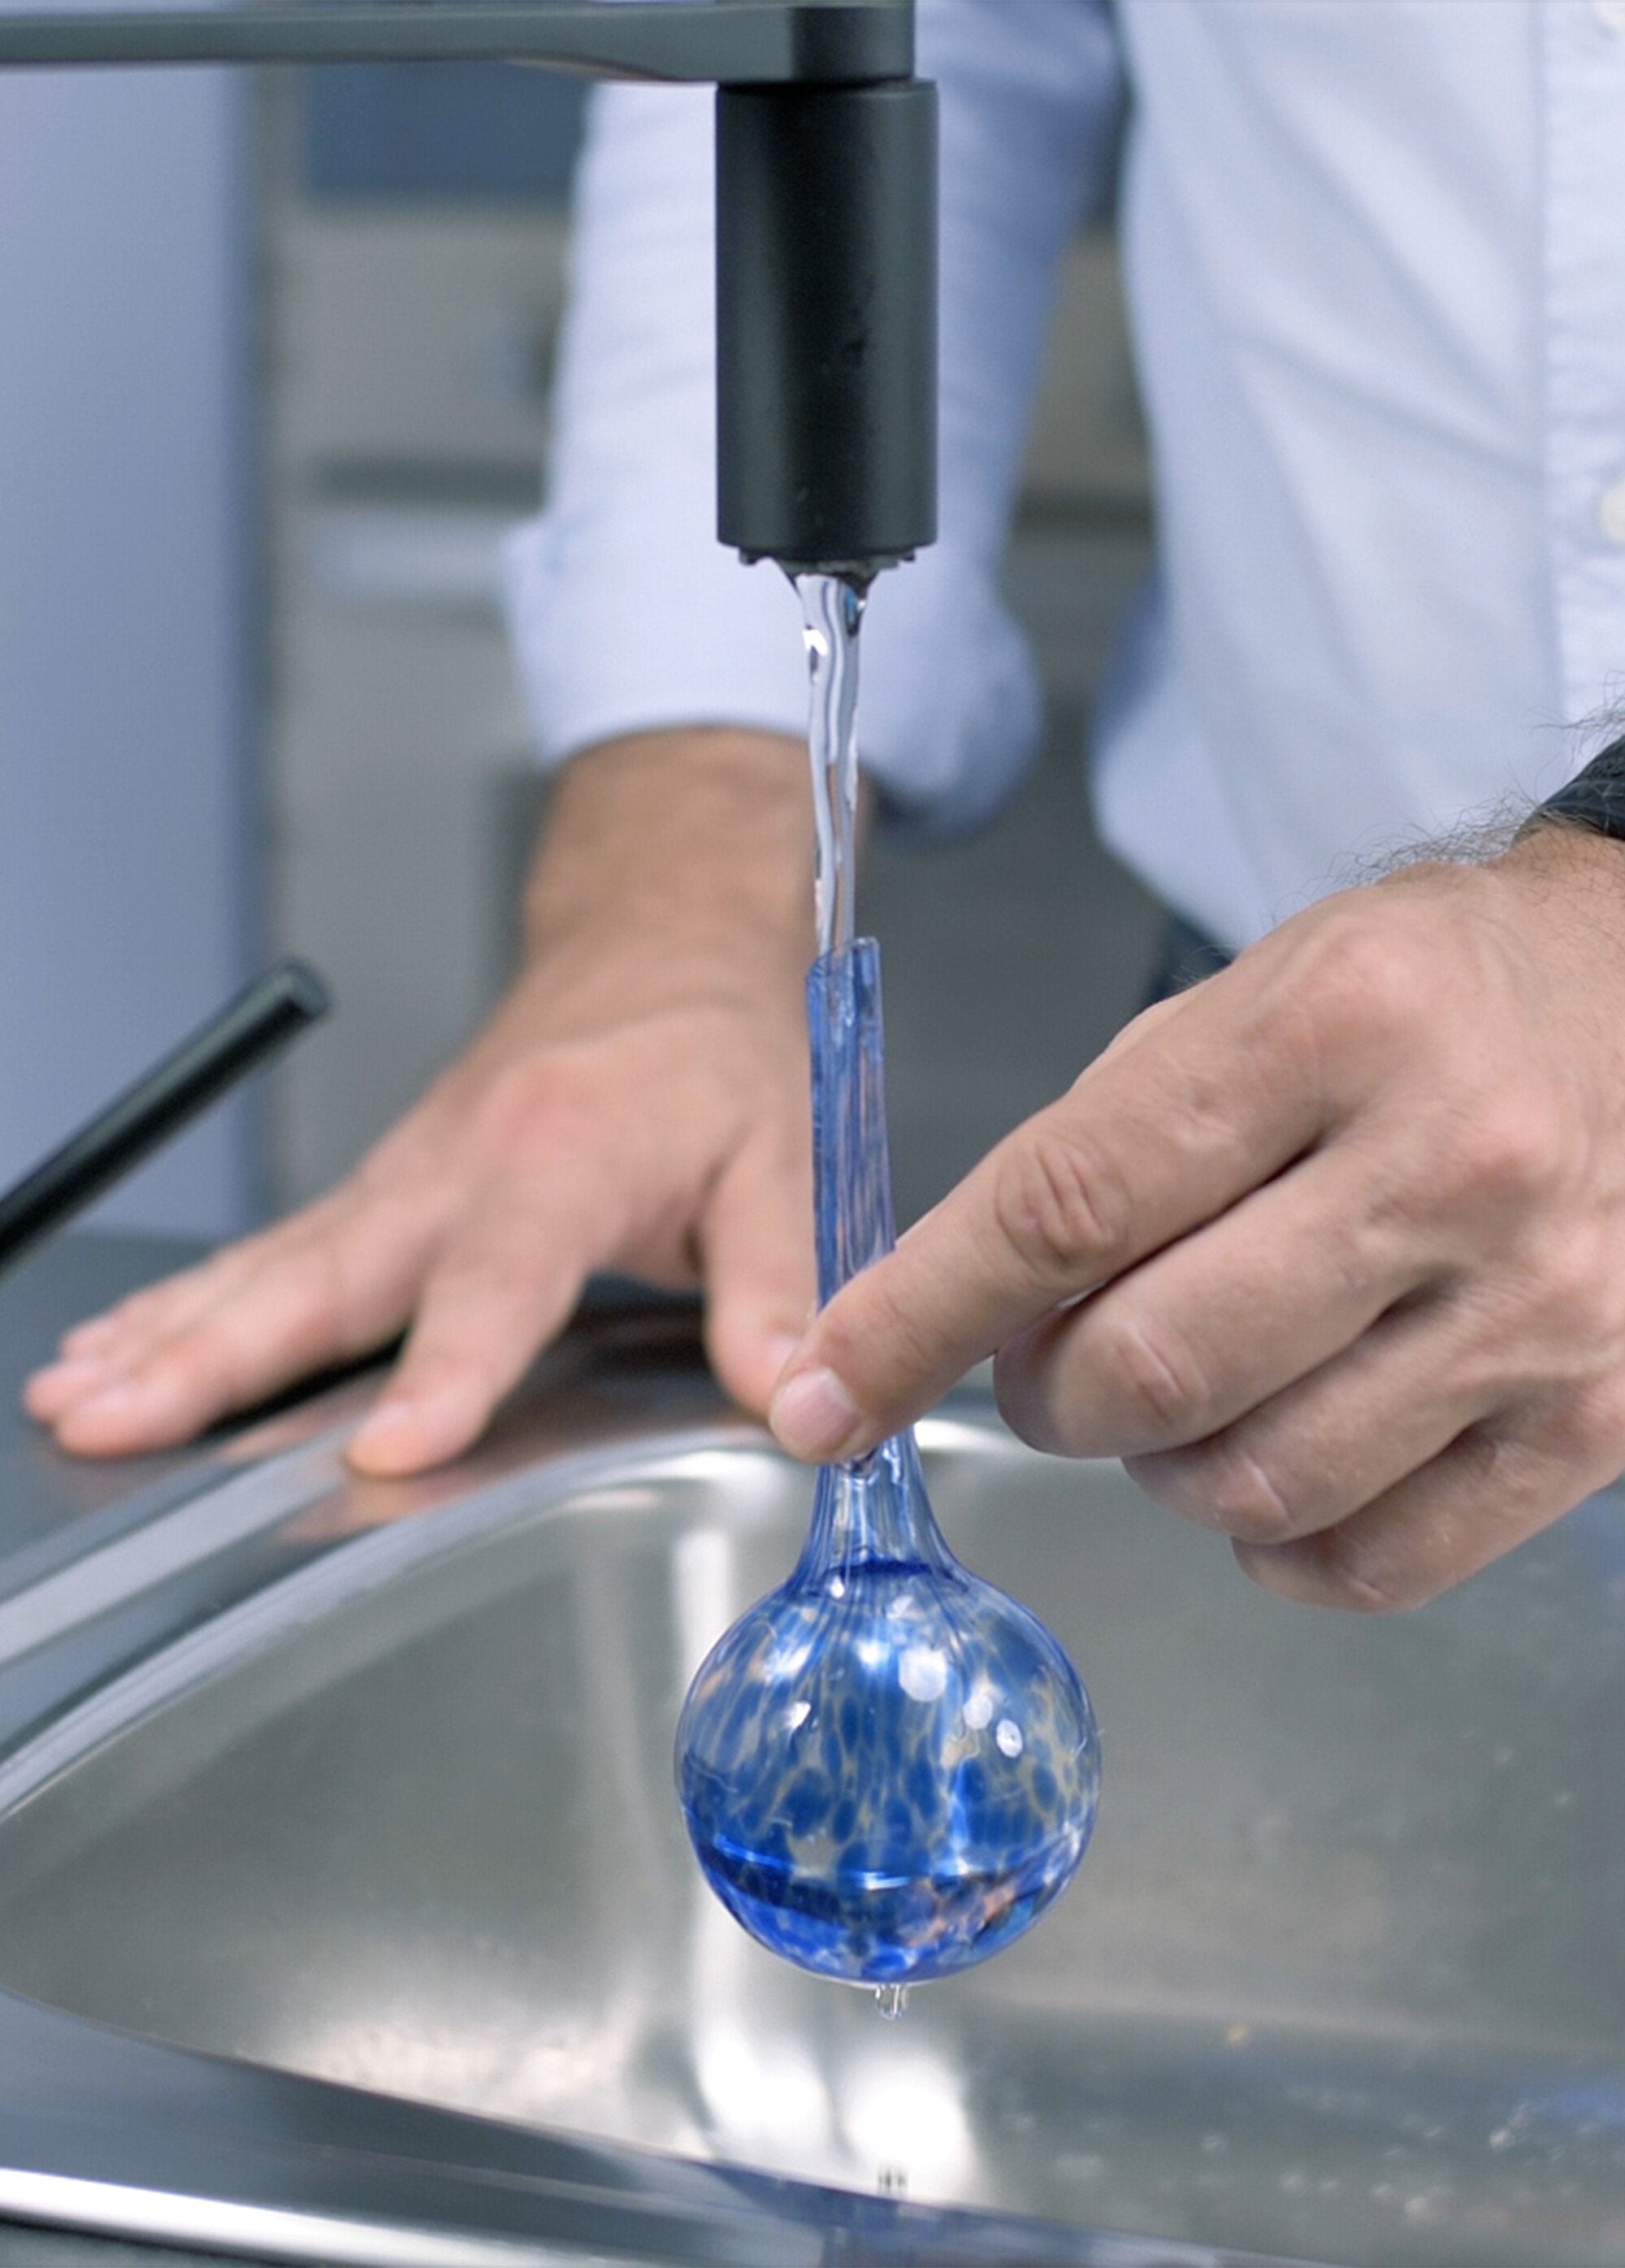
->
xmin=522 ymin=727 xmax=817 ymax=1000
xmin=1480 ymin=820 xmax=1625 ymax=1016
xmin=1497 ymin=809 xmax=1625 ymax=899
xmin=1523 ymin=731 xmax=1625 ymax=848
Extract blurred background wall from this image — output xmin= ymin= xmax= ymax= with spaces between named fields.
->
xmin=0 ymin=56 xmax=1159 ymax=1245
xmin=0 ymin=64 xmax=253 ymax=1234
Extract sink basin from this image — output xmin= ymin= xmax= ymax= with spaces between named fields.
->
xmin=0 ymin=1312 xmax=1621 ymax=2267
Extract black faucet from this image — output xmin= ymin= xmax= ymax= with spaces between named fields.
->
xmin=0 ymin=0 xmax=937 ymax=578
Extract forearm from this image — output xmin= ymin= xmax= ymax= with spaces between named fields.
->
xmin=522 ymin=727 xmax=817 ymax=999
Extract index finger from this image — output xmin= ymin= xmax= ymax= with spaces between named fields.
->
xmin=344 ymin=1155 xmax=625 ymax=1475
xmin=769 ymin=969 xmax=1330 ymax=1463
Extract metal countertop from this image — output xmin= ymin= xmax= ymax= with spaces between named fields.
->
xmin=0 ymin=1233 xmax=211 ymax=1570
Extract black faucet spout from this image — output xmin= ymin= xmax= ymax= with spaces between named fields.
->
xmin=717 ymin=78 xmax=938 ymax=577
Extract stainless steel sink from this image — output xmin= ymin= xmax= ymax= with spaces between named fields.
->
xmin=0 ymin=1306 xmax=1621 ymax=2267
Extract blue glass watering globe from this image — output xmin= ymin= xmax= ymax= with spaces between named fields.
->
xmin=675 ymin=939 xmax=1100 ymax=1995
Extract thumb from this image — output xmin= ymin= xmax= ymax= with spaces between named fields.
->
xmin=700 ymin=1122 xmax=815 ymax=1416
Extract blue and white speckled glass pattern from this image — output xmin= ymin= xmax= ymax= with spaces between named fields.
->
xmin=676 ymin=941 xmax=1100 ymax=1986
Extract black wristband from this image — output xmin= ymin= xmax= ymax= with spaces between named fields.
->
xmin=1532 ymin=731 xmax=1625 ymax=842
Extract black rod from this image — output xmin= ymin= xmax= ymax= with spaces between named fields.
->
xmin=0 ymin=959 xmax=330 ymax=1278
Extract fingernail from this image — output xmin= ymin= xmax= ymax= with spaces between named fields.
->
xmin=348 ymin=1398 xmax=436 ymax=1477
xmin=351 ymin=1399 xmax=416 ymax=1450
xmin=770 ymin=1366 xmax=861 ymax=1462
xmin=23 ymin=1358 xmax=115 ymax=1419
xmin=28 ymin=1356 xmax=114 ymax=1394
xmin=764 ymin=1332 xmax=803 ymax=1383
xmin=67 ymin=1379 xmax=145 ymax=1420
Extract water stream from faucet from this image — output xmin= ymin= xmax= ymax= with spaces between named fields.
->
xmin=793 ymin=572 xmax=868 ymax=962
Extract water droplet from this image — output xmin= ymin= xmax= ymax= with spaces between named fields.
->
xmin=875 ymin=1982 xmax=909 ymax=2020
xmin=995 ymin=1717 xmax=1024 ymax=1758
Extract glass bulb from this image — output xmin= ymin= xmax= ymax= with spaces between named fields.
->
xmin=675 ymin=942 xmax=1100 ymax=1988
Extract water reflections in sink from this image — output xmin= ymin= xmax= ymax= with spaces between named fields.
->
xmin=0 ymin=1405 xmax=1622 ymax=2266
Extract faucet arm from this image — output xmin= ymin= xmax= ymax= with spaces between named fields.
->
xmin=0 ymin=0 xmax=936 ymax=579
xmin=0 ymin=0 xmax=912 ymax=79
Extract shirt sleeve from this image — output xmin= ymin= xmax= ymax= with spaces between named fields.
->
xmin=501 ymin=0 xmax=1125 ymax=839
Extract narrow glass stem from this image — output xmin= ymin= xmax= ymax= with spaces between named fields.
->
xmin=799 ymin=939 xmax=952 ymax=1578
xmin=793 ymin=572 xmax=868 ymax=960
xmin=808 ymin=940 xmax=895 ymax=1309
xmin=790 ymin=574 xmax=951 ymax=1579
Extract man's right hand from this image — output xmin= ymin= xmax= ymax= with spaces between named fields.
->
xmin=24 ymin=729 xmax=819 ymax=1476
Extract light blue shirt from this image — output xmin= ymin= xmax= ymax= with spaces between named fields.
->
xmin=503 ymin=0 xmax=1625 ymax=951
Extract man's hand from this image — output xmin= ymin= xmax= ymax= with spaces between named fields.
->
xmin=770 ymin=829 xmax=1625 ymax=1609
xmin=25 ymin=730 xmax=817 ymax=1476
